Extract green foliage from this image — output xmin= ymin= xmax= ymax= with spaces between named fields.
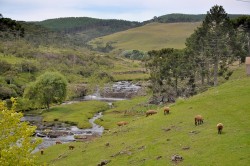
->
xmin=0 ymin=60 xmax=11 ymax=74
xmin=146 ymin=48 xmax=193 ymax=102
xmin=24 ymin=72 xmax=68 ymax=110
xmin=0 ymin=98 xmax=41 ymax=166
xmin=144 ymin=13 xmax=246 ymax=24
xmin=0 ymin=17 xmax=24 ymax=39
xmin=231 ymin=15 xmax=250 ymax=56
xmin=36 ymin=67 xmax=250 ymax=165
xmin=185 ymin=5 xmax=241 ymax=87
xmin=34 ymin=17 xmax=141 ymax=44
xmin=0 ymin=86 xmax=17 ymax=99
xmin=121 ymin=50 xmax=148 ymax=60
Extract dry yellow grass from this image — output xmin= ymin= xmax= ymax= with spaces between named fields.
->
xmin=89 ymin=22 xmax=201 ymax=51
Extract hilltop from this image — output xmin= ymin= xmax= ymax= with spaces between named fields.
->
xmin=33 ymin=17 xmax=141 ymax=44
xmin=144 ymin=13 xmax=245 ymax=24
xmin=89 ymin=22 xmax=201 ymax=52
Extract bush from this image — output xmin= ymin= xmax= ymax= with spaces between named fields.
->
xmin=0 ymin=60 xmax=11 ymax=74
xmin=0 ymin=86 xmax=17 ymax=99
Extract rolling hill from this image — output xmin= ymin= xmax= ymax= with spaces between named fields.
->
xmin=33 ymin=17 xmax=141 ymax=44
xmin=36 ymin=65 xmax=250 ymax=165
xmin=88 ymin=22 xmax=201 ymax=52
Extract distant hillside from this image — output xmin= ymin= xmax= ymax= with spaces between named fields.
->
xmin=144 ymin=13 xmax=247 ymax=24
xmin=89 ymin=22 xmax=201 ymax=52
xmin=33 ymin=14 xmax=247 ymax=44
xmin=34 ymin=17 xmax=141 ymax=43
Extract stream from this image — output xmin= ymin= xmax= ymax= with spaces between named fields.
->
xmin=22 ymin=112 xmax=104 ymax=153
xmin=21 ymin=81 xmax=142 ymax=153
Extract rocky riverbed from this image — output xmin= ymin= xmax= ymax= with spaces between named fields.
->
xmin=22 ymin=112 xmax=104 ymax=153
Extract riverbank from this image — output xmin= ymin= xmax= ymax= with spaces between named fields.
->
xmin=30 ymin=100 xmax=109 ymax=129
xmin=26 ymin=112 xmax=105 ymax=153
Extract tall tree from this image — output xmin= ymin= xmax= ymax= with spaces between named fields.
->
xmin=146 ymin=48 xmax=190 ymax=102
xmin=24 ymin=72 xmax=68 ymax=110
xmin=185 ymin=26 xmax=211 ymax=86
xmin=203 ymin=5 xmax=237 ymax=86
xmin=0 ymin=98 xmax=41 ymax=166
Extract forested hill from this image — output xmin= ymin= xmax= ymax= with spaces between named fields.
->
xmin=144 ymin=13 xmax=247 ymax=24
xmin=34 ymin=17 xmax=141 ymax=33
xmin=33 ymin=17 xmax=141 ymax=44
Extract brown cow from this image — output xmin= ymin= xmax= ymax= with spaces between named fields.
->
xmin=117 ymin=121 xmax=129 ymax=126
xmin=69 ymin=145 xmax=75 ymax=150
xmin=217 ymin=123 xmax=223 ymax=134
xmin=146 ymin=110 xmax=157 ymax=117
xmin=40 ymin=149 xmax=44 ymax=155
xmin=55 ymin=140 xmax=62 ymax=144
xmin=194 ymin=115 xmax=203 ymax=126
xmin=163 ymin=106 xmax=170 ymax=115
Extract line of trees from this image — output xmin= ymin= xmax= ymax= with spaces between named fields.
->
xmin=146 ymin=5 xmax=249 ymax=104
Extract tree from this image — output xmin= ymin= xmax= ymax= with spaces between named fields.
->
xmin=231 ymin=15 xmax=250 ymax=60
xmin=186 ymin=26 xmax=211 ymax=86
xmin=24 ymin=72 xmax=68 ymax=110
xmin=186 ymin=5 xmax=239 ymax=87
xmin=0 ymin=17 xmax=25 ymax=39
xmin=146 ymin=48 xmax=190 ymax=103
xmin=202 ymin=5 xmax=237 ymax=86
xmin=0 ymin=98 xmax=41 ymax=166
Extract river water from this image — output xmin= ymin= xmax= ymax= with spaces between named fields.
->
xmin=23 ymin=112 xmax=104 ymax=153
xmin=22 ymin=81 xmax=142 ymax=152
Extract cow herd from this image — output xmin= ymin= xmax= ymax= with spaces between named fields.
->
xmin=117 ymin=106 xmax=224 ymax=134
xmin=40 ymin=105 xmax=224 ymax=155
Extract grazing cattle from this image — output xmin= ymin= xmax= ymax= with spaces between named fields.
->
xmin=40 ymin=149 xmax=44 ymax=155
xmin=55 ymin=140 xmax=62 ymax=144
xmin=146 ymin=110 xmax=157 ymax=117
xmin=164 ymin=106 xmax=170 ymax=115
xmin=117 ymin=121 xmax=128 ymax=126
xmin=194 ymin=115 xmax=203 ymax=126
xmin=69 ymin=145 xmax=75 ymax=150
xmin=217 ymin=123 xmax=223 ymax=134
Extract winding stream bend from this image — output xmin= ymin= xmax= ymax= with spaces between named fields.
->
xmin=22 ymin=112 xmax=104 ymax=153
xmin=22 ymin=81 xmax=142 ymax=153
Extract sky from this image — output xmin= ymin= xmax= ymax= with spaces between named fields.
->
xmin=0 ymin=0 xmax=250 ymax=22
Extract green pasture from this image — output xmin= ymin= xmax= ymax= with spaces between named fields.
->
xmin=40 ymin=101 xmax=109 ymax=129
xmin=36 ymin=65 xmax=250 ymax=165
xmin=89 ymin=22 xmax=200 ymax=51
xmin=112 ymin=73 xmax=149 ymax=81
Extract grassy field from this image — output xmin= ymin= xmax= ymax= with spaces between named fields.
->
xmin=89 ymin=22 xmax=200 ymax=51
xmin=35 ymin=65 xmax=250 ymax=165
xmin=39 ymin=101 xmax=109 ymax=128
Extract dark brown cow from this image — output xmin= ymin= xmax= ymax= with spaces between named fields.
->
xmin=146 ymin=110 xmax=157 ymax=117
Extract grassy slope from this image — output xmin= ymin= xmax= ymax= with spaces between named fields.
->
xmin=36 ymin=66 xmax=250 ymax=165
xmin=89 ymin=22 xmax=200 ymax=51
xmin=107 ymin=57 xmax=149 ymax=81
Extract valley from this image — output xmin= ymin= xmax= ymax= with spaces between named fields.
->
xmin=0 ymin=11 xmax=250 ymax=166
